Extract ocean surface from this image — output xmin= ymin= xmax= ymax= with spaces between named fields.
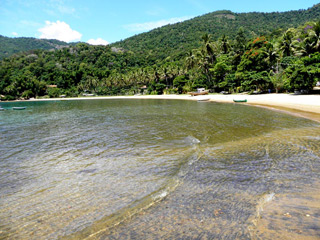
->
xmin=0 ymin=99 xmax=319 ymax=240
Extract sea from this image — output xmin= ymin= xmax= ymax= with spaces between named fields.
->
xmin=0 ymin=99 xmax=319 ymax=239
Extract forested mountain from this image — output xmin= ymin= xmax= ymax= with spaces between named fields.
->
xmin=113 ymin=3 xmax=320 ymax=61
xmin=1 ymin=4 xmax=319 ymax=61
xmin=0 ymin=4 xmax=320 ymax=100
xmin=0 ymin=35 xmax=71 ymax=59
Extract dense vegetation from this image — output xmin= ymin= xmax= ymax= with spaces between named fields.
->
xmin=113 ymin=4 xmax=320 ymax=61
xmin=0 ymin=5 xmax=320 ymax=100
xmin=0 ymin=35 xmax=72 ymax=60
xmin=1 ymin=4 xmax=319 ymax=61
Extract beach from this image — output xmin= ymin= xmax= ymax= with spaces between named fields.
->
xmin=28 ymin=93 xmax=320 ymax=122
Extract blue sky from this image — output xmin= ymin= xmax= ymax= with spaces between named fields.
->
xmin=0 ymin=0 xmax=319 ymax=45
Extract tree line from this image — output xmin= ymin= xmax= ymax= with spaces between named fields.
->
xmin=0 ymin=20 xmax=319 ymax=100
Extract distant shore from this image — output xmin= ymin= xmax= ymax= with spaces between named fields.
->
xmin=13 ymin=93 xmax=320 ymax=122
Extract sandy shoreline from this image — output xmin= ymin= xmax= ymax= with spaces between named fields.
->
xmin=9 ymin=93 xmax=320 ymax=122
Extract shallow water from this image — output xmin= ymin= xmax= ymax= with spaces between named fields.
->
xmin=0 ymin=99 xmax=319 ymax=239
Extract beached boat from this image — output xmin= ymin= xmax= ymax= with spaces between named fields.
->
xmin=189 ymin=88 xmax=209 ymax=96
xmin=233 ymin=99 xmax=247 ymax=103
xmin=12 ymin=107 xmax=26 ymax=110
xmin=197 ymin=98 xmax=210 ymax=102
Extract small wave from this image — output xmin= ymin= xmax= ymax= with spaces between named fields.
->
xmin=152 ymin=189 xmax=169 ymax=201
xmin=185 ymin=136 xmax=201 ymax=145
xmin=248 ymin=192 xmax=275 ymax=238
xmin=62 ymin=179 xmax=180 ymax=240
xmin=256 ymin=192 xmax=275 ymax=219
xmin=63 ymin=146 xmax=203 ymax=240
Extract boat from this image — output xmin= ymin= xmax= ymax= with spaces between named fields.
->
xmin=233 ymin=99 xmax=247 ymax=103
xmin=197 ymin=97 xmax=210 ymax=102
xmin=0 ymin=107 xmax=4 ymax=111
xmin=12 ymin=107 xmax=26 ymax=110
xmin=189 ymin=88 xmax=209 ymax=96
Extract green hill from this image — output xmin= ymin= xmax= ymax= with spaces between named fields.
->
xmin=1 ymin=4 xmax=319 ymax=61
xmin=112 ymin=3 xmax=320 ymax=61
xmin=1 ymin=4 xmax=320 ymax=100
xmin=0 ymin=35 xmax=71 ymax=59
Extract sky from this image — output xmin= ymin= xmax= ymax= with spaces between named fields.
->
xmin=0 ymin=0 xmax=319 ymax=45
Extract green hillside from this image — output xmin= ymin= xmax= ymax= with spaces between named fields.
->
xmin=1 ymin=4 xmax=319 ymax=61
xmin=0 ymin=4 xmax=320 ymax=100
xmin=113 ymin=3 xmax=320 ymax=61
xmin=0 ymin=35 xmax=71 ymax=59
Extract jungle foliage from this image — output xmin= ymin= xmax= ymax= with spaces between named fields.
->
xmin=0 ymin=5 xmax=320 ymax=100
xmin=113 ymin=4 xmax=320 ymax=62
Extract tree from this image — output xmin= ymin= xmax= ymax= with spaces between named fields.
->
xmin=234 ymin=27 xmax=247 ymax=53
xmin=173 ymin=75 xmax=187 ymax=93
xmin=232 ymin=27 xmax=248 ymax=69
xmin=241 ymin=71 xmax=271 ymax=92
xmin=211 ymin=55 xmax=232 ymax=89
xmin=278 ymin=28 xmax=299 ymax=57
xmin=263 ymin=42 xmax=279 ymax=69
xmin=190 ymin=34 xmax=218 ymax=88
xmin=305 ymin=21 xmax=320 ymax=54
xmin=219 ymin=34 xmax=231 ymax=54
xmin=285 ymin=53 xmax=320 ymax=91
xmin=268 ymin=71 xmax=285 ymax=93
xmin=185 ymin=50 xmax=197 ymax=70
xmin=237 ymin=36 xmax=269 ymax=73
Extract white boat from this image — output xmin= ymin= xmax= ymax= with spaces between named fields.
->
xmin=12 ymin=107 xmax=26 ymax=110
xmin=197 ymin=97 xmax=210 ymax=102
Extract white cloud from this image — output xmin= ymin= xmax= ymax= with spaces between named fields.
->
xmin=87 ymin=38 xmax=109 ymax=46
xmin=38 ymin=20 xmax=82 ymax=42
xmin=12 ymin=32 xmax=18 ymax=36
xmin=124 ymin=16 xmax=193 ymax=32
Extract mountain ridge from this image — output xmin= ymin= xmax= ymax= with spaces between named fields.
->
xmin=0 ymin=35 xmax=74 ymax=59
xmin=112 ymin=3 xmax=320 ymax=61
xmin=0 ymin=3 xmax=319 ymax=61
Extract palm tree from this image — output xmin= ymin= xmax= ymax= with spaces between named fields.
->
xmin=143 ymin=68 xmax=152 ymax=85
xmin=234 ymin=27 xmax=247 ymax=54
xmin=278 ymin=29 xmax=298 ymax=57
xmin=306 ymin=21 xmax=320 ymax=54
xmin=170 ymin=65 xmax=180 ymax=85
xmin=201 ymin=33 xmax=217 ymax=64
xmin=84 ymin=76 xmax=99 ymax=92
xmin=263 ymin=42 xmax=279 ymax=70
xmin=300 ymin=37 xmax=315 ymax=56
xmin=219 ymin=34 xmax=230 ymax=54
xmin=160 ymin=66 xmax=170 ymax=87
xmin=185 ymin=50 xmax=197 ymax=70
xmin=152 ymin=67 xmax=160 ymax=83
xmin=292 ymin=21 xmax=320 ymax=57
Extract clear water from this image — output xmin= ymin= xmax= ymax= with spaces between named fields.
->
xmin=0 ymin=99 xmax=319 ymax=240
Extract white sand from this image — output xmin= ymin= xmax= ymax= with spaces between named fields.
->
xmin=28 ymin=93 xmax=320 ymax=121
